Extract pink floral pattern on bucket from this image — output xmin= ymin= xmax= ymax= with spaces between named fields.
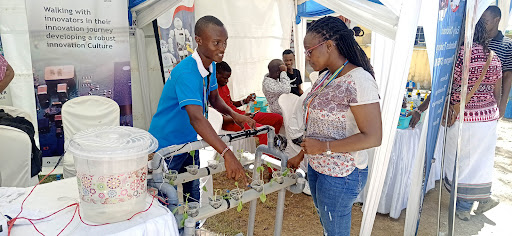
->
xmin=77 ymin=166 xmax=147 ymax=205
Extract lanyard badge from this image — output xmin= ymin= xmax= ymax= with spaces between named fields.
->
xmin=303 ymin=60 xmax=349 ymax=132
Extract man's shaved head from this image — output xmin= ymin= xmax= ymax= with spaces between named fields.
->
xmin=195 ymin=15 xmax=224 ymax=37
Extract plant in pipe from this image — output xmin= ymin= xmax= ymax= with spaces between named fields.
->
xmin=208 ymin=189 xmax=224 ymax=209
xmin=266 ymin=162 xmax=290 ymax=185
xmin=172 ymin=193 xmax=199 ymax=227
xmin=231 ymin=182 xmax=245 ymax=212
xmin=164 ymin=170 xmax=179 ymax=185
xmin=246 ymin=166 xmax=267 ymax=203
xmin=185 ymin=151 xmax=199 ymax=175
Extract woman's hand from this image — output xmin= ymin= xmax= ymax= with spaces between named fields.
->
xmin=287 ymin=151 xmax=305 ymax=169
xmin=300 ymin=138 xmax=326 ymax=155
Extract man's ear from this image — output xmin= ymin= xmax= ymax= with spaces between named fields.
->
xmin=195 ymin=35 xmax=202 ymax=46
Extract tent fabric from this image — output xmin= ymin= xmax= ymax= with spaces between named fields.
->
xmin=314 ymin=0 xmax=399 ymax=39
xmin=194 ymin=0 xmax=294 ymax=100
xmin=295 ymin=0 xmax=334 ymax=24
xmin=359 ymin=0 xmax=423 ymax=235
xmin=0 ymin=0 xmax=38 ymax=134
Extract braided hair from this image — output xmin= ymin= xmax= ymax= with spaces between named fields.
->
xmin=307 ymin=16 xmax=375 ymax=78
xmin=473 ymin=17 xmax=490 ymax=53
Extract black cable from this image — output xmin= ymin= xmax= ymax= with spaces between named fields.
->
xmin=225 ymin=199 xmax=231 ymax=209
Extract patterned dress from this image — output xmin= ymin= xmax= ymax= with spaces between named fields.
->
xmin=304 ymin=67 xmax=379 ymax=177
xmin=450 ymin=43 xmax=501 ymax=122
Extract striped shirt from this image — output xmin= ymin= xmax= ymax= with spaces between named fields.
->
xmin=489 ymin=31 xmax=512 ymax=72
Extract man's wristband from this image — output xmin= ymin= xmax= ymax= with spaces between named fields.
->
xmin=220 ymin=147 xmax=231 ymax=157
xmin=413 ymin=108 xmax=423 ymax=114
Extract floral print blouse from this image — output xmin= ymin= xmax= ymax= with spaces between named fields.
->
xmin=304 ymin=67 xmax=379 ymax=177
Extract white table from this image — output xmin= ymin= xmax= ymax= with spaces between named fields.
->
xmin=1 ymin=178 xmax=178 ymax=236
xmin=376 ymin=126 xmax=443 ymax=219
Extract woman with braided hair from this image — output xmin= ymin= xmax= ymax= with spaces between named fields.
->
xmin=287 ymin=16 xmax=382 ymax=235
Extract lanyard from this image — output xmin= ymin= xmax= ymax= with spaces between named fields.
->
xmin=303 ymin=60 xmax=349 ymax=132
xmin=203 ymin=73 xmax=211 ymax=119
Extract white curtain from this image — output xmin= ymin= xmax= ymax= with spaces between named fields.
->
xmin=497 ymin=0 xmax=512 ymax=31
xmin=195 ymin=0 xmax=294 ymax=100
xmin=294 ymin=16 xmax=307 ymax=83
xmin=359 ymin=0 xmax=423 ymax=235
xmin=0 ymin=0 xmax=37 ymax=131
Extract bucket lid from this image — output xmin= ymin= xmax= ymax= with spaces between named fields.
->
xmin=67 ymin=126 xmax=158 ymax=160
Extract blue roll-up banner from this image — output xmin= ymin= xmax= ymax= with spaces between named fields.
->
xmin=417 ymin=0 xmax=466 ymax=232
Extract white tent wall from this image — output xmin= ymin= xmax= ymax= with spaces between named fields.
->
xmin=498 ymin=0 xmax=511 ymax=31
xmin=194 ymin=0 xmax=294 ymax=100
xmin=0 ymin=0 xmax=38 ymax=134
xmin=129 ymin=23 xmax=164 ymax=130
xmin=359 ymin=0 xmax=423 ymax=235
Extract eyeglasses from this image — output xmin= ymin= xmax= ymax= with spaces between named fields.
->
xmin=304 ymin=41 xmax=326 ymax=57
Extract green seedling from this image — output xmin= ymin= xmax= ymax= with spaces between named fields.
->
xmin=282 ymin=168 xmax=290 ymax=177
xmin=259 ymin=192 xmax=267 ymax=203
xmin=237 ymin=201 xmax=243 ymax=212
xmin=189 ymin=150 xmax=196 ymax=166
xmin=202 ymin=186 xmax=208 ymax=192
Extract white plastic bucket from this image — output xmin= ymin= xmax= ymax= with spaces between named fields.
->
xmin=68 ymin=126 xmax=158 ymax=224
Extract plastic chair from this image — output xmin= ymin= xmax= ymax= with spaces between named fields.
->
xmin=278 ymin=94 xmax=301 ymax=157
xmin=61 ymin=96 xmax=120 ymax=178
xmin=0 ymin=125 xmax=38 ymax=187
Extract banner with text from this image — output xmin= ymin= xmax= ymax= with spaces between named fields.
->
xmin=419 ymin=0 xmax=466 ymax=227
xmin=26 ymin=0 xmax=132 ymax=157
xmin=157 ymin=0 xmax=196 ymax=81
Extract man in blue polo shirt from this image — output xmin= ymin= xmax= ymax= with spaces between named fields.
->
xmin=149 ymin=16 xmax=255 ymax=202
xmin=481 ymin=6 xmax=512 ymax=118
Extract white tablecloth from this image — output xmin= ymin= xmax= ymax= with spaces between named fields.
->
xmin=376 ymin=126 xmax=443 ymax=219
xmin=0 ymin=178 xmax=179 ymax=236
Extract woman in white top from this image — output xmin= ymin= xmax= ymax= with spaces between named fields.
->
xmin=287 ymin=16 xmax=382 ymax=236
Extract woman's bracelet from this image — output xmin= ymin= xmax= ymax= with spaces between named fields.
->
xmin=413 ymin=108 xmax=423 ymax=114
xmin=220 ymin=147 xmax=231 ymax=157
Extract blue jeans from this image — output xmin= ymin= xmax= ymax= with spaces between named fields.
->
xmin=456 ymin=199 xmax=474 ymax=212
xmin=166 ymin=150 xmax=200 ymax=203
xmin=308 ymin=165 xmax=368 ymax=236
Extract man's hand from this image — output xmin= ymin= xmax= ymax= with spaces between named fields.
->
xmin=407 ymin=110 xmax=422 ymax=128
xmin=224 ymin=151 xmax=247 ymax=185
xmin=232 ymin=112 xmax=256 ymax=129
xmin=279 ymin=64 xmax=287 ymax=72
xmin=301 ymin=138 xmax=326 ymax=155
xmin=287 ymin=153 xmax=304 ymax=169
xmin=244 ymin=93 xmax=256 ymax=103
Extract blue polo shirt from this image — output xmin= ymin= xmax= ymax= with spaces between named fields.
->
xmin=149 ymin=51 xmax=218 ymax=149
